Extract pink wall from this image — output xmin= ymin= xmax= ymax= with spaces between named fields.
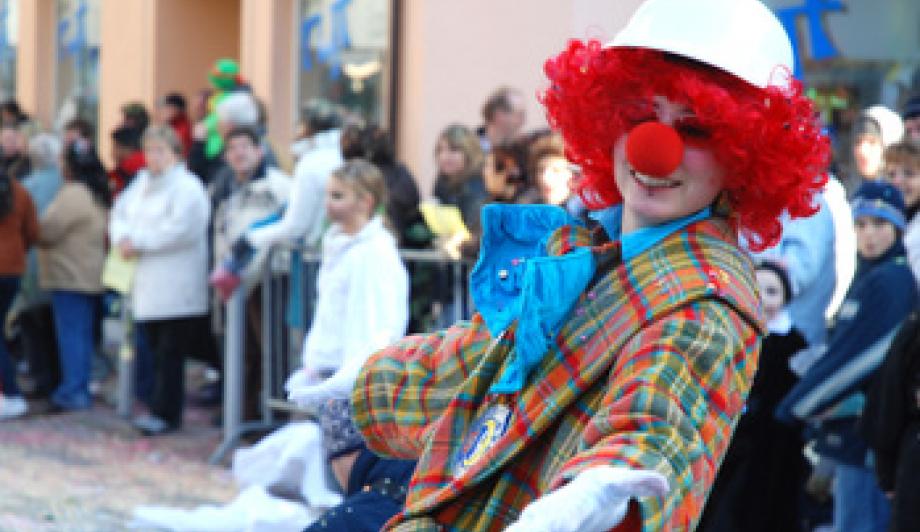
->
xmin=98 ymin=0 xmax=241 ymax=166
xmin=397 ymin=0 xmax=644 ymax=196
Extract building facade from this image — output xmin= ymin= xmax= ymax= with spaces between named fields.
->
xmin=4 ymin=0 xmax=920 ymax=193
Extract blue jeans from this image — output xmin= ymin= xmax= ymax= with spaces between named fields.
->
xmin=0 ymin=276 xmax=21 ymax=397
xmin=835 ymin=463 xmax=891 ymax=532
xmin=50 ymin=291 xmax=97 ymax=410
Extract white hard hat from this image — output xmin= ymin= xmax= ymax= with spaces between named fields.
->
xmin=606 ymin=0 xmax=794 ymax=90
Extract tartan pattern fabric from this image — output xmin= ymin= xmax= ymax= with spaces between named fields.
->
xmin=353 ymin=217 xmax=765 ymax=532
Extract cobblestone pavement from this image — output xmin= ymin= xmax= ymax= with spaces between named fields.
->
xmin=0 ymin=402 xmax=237 ymax=531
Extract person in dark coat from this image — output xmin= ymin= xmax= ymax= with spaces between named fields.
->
xmin=860 ymin=310 xmax=920 ymax=532
xmin=776 ymin=181 xmax=918 ymax=532
xmin=304 ymin=399 xmax=415 ymax=532
xmin=340 ymin=124 xmax=422 ymax=246
xmin=157 ymin=92 xmax=193 ymax=157
xmin=108 ymin=125 xmax=146 ymax=196
xmin=698 ymin=260 xmax=808 ymax=532
xmin=432 ymin=124 xmax=487 ymax=235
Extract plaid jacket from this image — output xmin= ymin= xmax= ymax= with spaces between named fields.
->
xmin=353 ymin=217 xmax=765 ymax=531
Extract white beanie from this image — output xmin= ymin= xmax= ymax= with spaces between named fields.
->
xmin=216 ymin=91 xmax=259 ymax=127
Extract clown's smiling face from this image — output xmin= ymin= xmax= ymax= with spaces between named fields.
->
xmin=614 ymin=96 xmax=726 ymax=233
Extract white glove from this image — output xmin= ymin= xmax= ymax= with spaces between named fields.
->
xmin=504 ymin=466 xmax=669 ymax=532
xmin=286 ymin=358 xmax=362 ymax=408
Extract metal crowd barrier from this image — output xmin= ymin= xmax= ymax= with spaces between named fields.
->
xmin=208 ymin=243 xmax=474 ymax=464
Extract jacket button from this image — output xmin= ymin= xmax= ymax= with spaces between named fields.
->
xmin=498 ymin=269 xmax=509 ymax=280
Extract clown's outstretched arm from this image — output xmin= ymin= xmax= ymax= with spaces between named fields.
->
xmin=510 ymin=300 xmax=760 ymax=532
xmin=351 ymin=314 xmax=495 ymax=459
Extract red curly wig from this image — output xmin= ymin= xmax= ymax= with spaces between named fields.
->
xmin=540 ymin=40 xmax=830 ymax=251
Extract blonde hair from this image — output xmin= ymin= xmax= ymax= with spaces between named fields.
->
xmin=331 ymin=159 xmax=388 ymax=214
xmin=436 ymin=123 xmax=484 ymax=179
xmin=142 ymin=124 xmax=183 ymax=155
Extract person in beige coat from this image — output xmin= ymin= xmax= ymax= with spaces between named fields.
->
xmin=37 ymin=140 xmax=110 ymax=411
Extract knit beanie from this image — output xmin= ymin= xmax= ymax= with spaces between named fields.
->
xmin=851 ymin=180 xmax=906 ymax=230
xmin=318 ymin=398 xmax=365 ymax=460
xmin=855 ymin=106 xmax=904 ymax=148
xmin=902 ymin=95 xmax=920 ymax=121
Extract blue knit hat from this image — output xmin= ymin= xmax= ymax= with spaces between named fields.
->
xmin=902 ymin=95 xmax=920 ymax=121
xmin=851 ymin=180 xmax=906 ymax=230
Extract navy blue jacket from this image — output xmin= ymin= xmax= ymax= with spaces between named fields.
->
xmin=776 ymin=241 xmax=917 ymax=463
xmin=304 ymin=446 xmax=415 ymax=532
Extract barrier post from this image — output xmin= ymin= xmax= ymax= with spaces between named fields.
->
xmin=209 ymin=289 xmax=245 ymax=464
xmin=261 ymin=249 xmax=274 ymax=425
xmin=115 ymin=301 xmax=133 ymax=418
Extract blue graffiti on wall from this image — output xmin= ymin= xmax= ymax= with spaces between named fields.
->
xmin=301 ymin=14 xmax=323 ymax=71
xmin=775 ymin=0 xmax=845 ymax=77
xmin=58 ymin=0 xmax=89 ymax=57
xmin=299 ymin=0 xmax=353 ymax=80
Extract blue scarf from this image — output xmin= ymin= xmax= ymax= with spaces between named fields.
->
xmin=471 ymin=203 xmax=711 ymax=394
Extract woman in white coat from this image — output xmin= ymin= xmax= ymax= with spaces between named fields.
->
xmin=109 ymin=125 xmax=211 ymax=435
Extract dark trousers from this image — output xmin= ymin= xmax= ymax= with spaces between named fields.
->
xmin=244 ymin=287 xmax=263 ymax=421
xmin=0 ymin=276 xmax=21 ymax=397
xmin=18 ymin=301 xmax=60 ymax=397
xmin=138 ymin=315 xmax=204 ymax=427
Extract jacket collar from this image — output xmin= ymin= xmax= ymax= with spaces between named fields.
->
xmin=471 ymin=203 xmax=720 ymax=394
xmin=142 ymin=162 xmax=184 ymax=191
xmin=856 ymin=239 xmax=907 ymax=273
xmin=590 ymin=204 xmax=712 ymax=261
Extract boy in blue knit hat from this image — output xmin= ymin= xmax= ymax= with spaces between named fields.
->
xmin=777 ymin=180 xmax=918 ymax=532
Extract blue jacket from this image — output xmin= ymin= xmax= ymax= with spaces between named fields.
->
xmin=776 ymin=240 xmax=917 ymax=463
xmin=304 ymin=446 xmax=415 ymax=532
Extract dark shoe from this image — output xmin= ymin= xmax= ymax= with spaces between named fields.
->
xmin=132 ymin=414 xmax=178 ymax=436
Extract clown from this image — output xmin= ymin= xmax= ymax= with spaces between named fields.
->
xmin=346 ymin=0 xmax=829 ymax=530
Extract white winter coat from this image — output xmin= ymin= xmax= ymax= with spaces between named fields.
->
xmin=301 ymin=216 xmax=409 ymax=373
xmin=247 ymin=129 xmax=343 ymax=249
xmin=109 ymin=163 xmax=211 ymax=321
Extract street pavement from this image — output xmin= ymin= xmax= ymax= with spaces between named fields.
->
xmin=0 ymin=403 xmax=236 ymax=531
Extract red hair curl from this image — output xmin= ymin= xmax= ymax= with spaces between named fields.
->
xmin=540 ymin=40 xmax=830 ymax=251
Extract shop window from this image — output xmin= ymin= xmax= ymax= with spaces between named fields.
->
xmin=297 ymin=0 xmax=394 ymax=130
xmin=0 ymin=0 xmax=16 ymax=101
xmin=768 ymin=0 xmax=920 ymax=167
xmin=55 ymin=0 xmax=99 ymax=132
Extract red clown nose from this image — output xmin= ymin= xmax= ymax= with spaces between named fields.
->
xmin=625 ymin=122 xmax=684 ymax=178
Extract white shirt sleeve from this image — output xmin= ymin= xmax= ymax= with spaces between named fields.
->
xmin=246 ymin=158 xmax=326 ymax=249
